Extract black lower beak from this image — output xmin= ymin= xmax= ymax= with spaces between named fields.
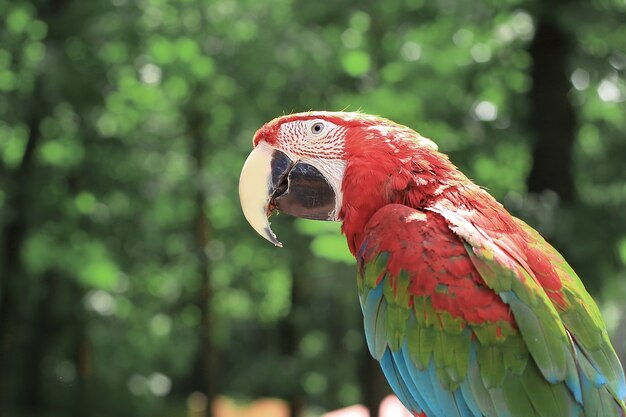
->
xmin=269 ymin=151 xmax=336 ymax=221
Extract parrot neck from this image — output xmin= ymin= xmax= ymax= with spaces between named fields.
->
xmin=340 ymin=145 xmax=477 ymax=256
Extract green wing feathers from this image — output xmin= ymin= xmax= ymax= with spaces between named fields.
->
xmin=434 ymin=202 xmax=626 ymax=415
xmin=514 ymin=218 xmax=626 ymax=402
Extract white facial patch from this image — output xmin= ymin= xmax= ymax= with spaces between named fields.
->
xmin=274 ymin=118 xmax=348 ymax=221
xmin=278 ymin=119 xmax=347 ymax=160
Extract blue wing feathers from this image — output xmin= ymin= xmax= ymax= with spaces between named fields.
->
xmin=399 ymin=345 xmax=438 ymax=417
xmin=362 ymin=279 xmax=505 ymax=417
xmin=425 ymin=358 xmax=473 ymax=417
xmin=392 ymin=346 xmax=433 ymax=415
xmin=385 ymin=342 xmax=480 ymax=417
xmin=455 ymin=389 xmax=478 ymax=417
xmin=459 ymin=380 xmax=485 ymax=417
xmin=380 ymin=349 xmax=422 ymax=414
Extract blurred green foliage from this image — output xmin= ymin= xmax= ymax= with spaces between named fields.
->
xmin=0 ymin=0 xmax=625 ymax=416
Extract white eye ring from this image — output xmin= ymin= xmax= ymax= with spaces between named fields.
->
xmin=310 ymin=121 xmax=325 ymax=135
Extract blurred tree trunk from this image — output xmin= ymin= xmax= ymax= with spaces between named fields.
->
xmin=0 ymin=0 xmax=72 ymax=414
xmin=278 ymin=261 xmax=306 ymax=417
xmin=277 ymin=247 xmax=314 ymax=417
xmin=189 ymin=114 xmax=217 ymax=417
xmin=15 ymin=272 xmax=91 ymax=417
xmin=17 ymin=272 xmax=58 ymax=412
xmin=526 ymin=12 xmax=576 ymax=201
xmin=74 ymin=286 xmax=92 ymax=417
xmin=0 ymin=82 xmax=43 ymax=416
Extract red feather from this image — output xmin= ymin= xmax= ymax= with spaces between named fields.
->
xmin=360 ymin=204 xmax=514 ymax=325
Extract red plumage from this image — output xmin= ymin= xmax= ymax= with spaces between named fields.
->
xmin=360 ymin=204 xmax=514 ymax=325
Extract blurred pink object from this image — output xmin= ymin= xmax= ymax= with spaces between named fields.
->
xmin=379 ymin=395 xmax=413 ymax=417
xmin=207 ymin=394 xmax=412 ymax=417
xmin=322 ymin=404 xmax=368 ymax=417
xmin=321 ymin=396 xmax=412 ymax=417
xmin=211 ymin=395 xmax=289 ymax=417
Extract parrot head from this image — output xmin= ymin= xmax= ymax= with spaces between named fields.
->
xmin=239 ymin=111 xmax=442 ymax=249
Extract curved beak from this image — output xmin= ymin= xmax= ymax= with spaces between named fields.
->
xmin=239 ymin=143 xmax=337 ymax=246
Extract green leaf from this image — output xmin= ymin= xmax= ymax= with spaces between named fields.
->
xmin=341 ymin=50 xmax=371 ymax=77
xmin=7 ymin=7 xmax=31 ymax=34
xmin=76 ymin=242 xmax=120 ymax=290
xmin=310 ymin=234 xmax=355 ymax=264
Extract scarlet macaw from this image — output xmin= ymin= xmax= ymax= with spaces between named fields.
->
xmin=238 ymin=111 xmax=626 ymax=417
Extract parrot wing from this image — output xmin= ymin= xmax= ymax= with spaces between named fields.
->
xmin=431 ymin=197 xmax=626 ymax=412
xmin=357 ymin=202 xmax=626 ymax=417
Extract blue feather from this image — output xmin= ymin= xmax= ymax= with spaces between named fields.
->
xmin=564 ymin=343 xmax=583 ymax=404
xmin=391 ymin=340 xmax=479 ymax=417
xmin=380 ymin=349 xmax=421 ymax=414
xmin=362 ymin=284 xmax=385 ymax=360
xmin=392 ymin=345 xmax=434 ymax=417
xmin=426 ymin=359 xmax=473 ymax=417
xmin=453 ymin=346 xmax=483 ymax=417
xmin=454 ymin=389 xmax=477 ymax=417
xmin=398 ymin=344 xmax=440 ymax=416
xmin=459 ymin=379 xmax=484 ymax=417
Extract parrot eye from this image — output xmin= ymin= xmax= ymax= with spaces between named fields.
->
xmin=310 ymin=122 xmax=325 ymax=135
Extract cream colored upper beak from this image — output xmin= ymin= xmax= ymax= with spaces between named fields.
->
xmin=238 ymin=142 xmax=283 ymax=247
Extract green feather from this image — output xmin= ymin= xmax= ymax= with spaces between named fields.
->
xmin=560 ymin=306 xmax=602 ymax=349
xmin=412 ymin=296 xmax=427 ymax=325
xmin=582 ymin=382 xmax=624 ymax=417
xmin=373 ymin=297 xmax=388 ymax=360
xmin=515 ymin=219 xmax=626 ymax=410
xmin=440 ymin=310 xmax=465 ymax=334
xmin=473 ymin=322 xmax=499 ymax=345
xmin=405 ymin=314 xmax=427 ymax=370
xmin=385 ymin=303 xmax=409 ymax=352
xmin=382 ymin=269 xmax=411 ymax=351
xmin=499 ymin=373 xmax=536 ymax=416
xmin=463 ymin=243 xmax=514 ymax=292
xmin=417 ymin=324 xmax=436 ymax=369
xmin=433 ymin=330 xmax=456 ymax=390
xmin=364 ymin=252 xmax=389 ymax=288
xmin=467 ymin=359 xmax=499 ymax=417
xmin=465 ymin=245 xmax=573 ymax=383
xmin=502 ymin=336 xmax=528 ymax=375
xmin=520 ymin=361 xmax=575 ymax=417
xmin=444 ymin=329 xmax=471 ymax=384
xmin=504 ymin=290 xmax=569 ymax=381
xmin=476 ymin=343 xmax=505 ymax=389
